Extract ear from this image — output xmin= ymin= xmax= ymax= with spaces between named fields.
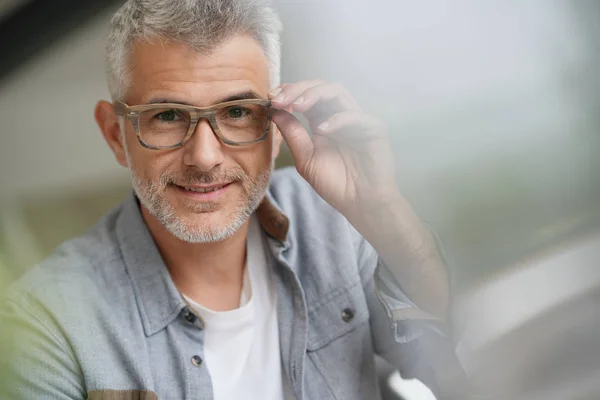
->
xmin=95 ymin=100 xmax=129 ymax=168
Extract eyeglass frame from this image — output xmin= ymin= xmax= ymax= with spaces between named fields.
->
xmin=113 ymin=99 xmax=275 ymax=150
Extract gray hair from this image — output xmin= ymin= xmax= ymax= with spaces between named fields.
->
xmin=106 ymin=0 xmax=283 ymax=101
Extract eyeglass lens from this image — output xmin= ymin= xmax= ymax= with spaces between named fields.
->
xmin=137 ymin=103 xmax=270 ymax=147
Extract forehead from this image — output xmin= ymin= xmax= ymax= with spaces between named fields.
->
xmin=127 ymin=35 xmax=270 ymax=105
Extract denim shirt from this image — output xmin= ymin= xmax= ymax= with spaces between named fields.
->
xmin=1 ymin=168 xmax=465 ymax=400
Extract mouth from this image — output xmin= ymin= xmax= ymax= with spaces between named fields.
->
xmin=181 ymin=183 xmax=229 ymax=193
xmin=173 ymin=182 xmax=232 ymax=200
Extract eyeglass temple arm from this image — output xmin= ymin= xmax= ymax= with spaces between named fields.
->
xmin=112 ymin=101 xmax=127 ymax=116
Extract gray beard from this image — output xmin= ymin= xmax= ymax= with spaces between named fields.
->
xmin=125 ymin=153 xmax=272 ymax=243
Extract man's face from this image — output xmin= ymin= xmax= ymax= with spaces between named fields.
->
xmin=119 ymin=35 xmax=281 ymax=243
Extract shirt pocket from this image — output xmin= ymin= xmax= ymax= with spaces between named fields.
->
xmin=304 ymin=282 xmax=380 ymax=400
xmin=306 ymin=281 xmax=370 ymax=352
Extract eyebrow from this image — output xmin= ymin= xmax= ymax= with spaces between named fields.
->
xmin=146 ymin=91 xmax=263 ymax=106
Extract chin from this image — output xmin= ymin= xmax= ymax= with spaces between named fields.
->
xmin=164 ymin=208 xmax=249 ymax=244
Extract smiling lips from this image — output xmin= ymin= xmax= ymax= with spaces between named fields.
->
xmin=175 ymin=183 xmax=232 ymax=199
xmin=182 ymin=184 xmax=228 ymax=193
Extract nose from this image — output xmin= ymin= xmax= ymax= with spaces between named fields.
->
xmin=182 ymin=119 xmax=225 ymax=172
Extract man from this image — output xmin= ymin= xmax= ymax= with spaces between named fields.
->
xmin=1 ymin=0 xmax=468 ymax=399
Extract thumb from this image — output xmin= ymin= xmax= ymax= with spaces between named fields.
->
xmin=272 ymin=109 xmax=314 ymax=174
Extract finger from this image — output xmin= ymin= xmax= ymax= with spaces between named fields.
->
xmin=316 ymin=111 xmax=387 ymax=141
xmin=291 ymin=82 xmax=360 ymax=114
xmin=268 ymin=80 xmax=325 ymax=109
xmin=267 ymin=83 xmax=290 ymax=99
xmin=271 ymin=109 xmax=315 ymax=172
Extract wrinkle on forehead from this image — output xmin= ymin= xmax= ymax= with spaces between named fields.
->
xmin=127 ymin=35 xmax=270 ymax=105
xmin=141 ymin=79 xmax=263 ymax=106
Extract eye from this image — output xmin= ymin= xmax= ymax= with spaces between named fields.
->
xmin=155 ymin=109 xmax=181 ymax=122
xmin=226 ymin=106 xmax=251 ymax=119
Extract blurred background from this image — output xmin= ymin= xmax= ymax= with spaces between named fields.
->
xmin=0 ymin=1 xmax=598 ymax=399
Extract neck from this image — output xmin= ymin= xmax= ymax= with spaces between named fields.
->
xmin=141 ymin=206 xmax=249 ymax=311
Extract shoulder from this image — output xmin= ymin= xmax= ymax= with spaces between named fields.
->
xmin=5 ymin=203 xmax=127 ymax=311
xmin=269 ymin=167 xmax=341 ymax=227
xmin=269 ymin=166 xmax=319 ymax=201
xmin=268 ymin=167 xmax=368 ymax=247
xmin=268 ymin=167 xmax=375 ymax=274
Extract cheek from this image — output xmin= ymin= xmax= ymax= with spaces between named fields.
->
xmin=233 ymin=142 xmax=273 ymax=178
xmin=128 ymin=146 xmax=172 ymax=182
xmin=122 ymin=126 xmax=181 ymax=183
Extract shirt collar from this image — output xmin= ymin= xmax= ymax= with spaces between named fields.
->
xmin=256 ymin=190 xmax=290 ymax=244
xmin=115 ymin=189 xmax=290 ymax=337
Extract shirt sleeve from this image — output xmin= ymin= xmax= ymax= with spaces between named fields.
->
xmin=357 ymin=235 xmax=475 ymax=399
xmin=0 ymin=291 xmax=86 ymax=400
xmin=373 ymin=259 xmax=447 ymax=342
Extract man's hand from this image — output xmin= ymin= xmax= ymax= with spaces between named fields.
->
xmin=269 ymin=80 xmax=401 ymax=224
xmin=269 ymin=80 xmax=450 ymax=318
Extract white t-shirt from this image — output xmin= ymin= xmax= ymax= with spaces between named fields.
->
xmin=184 ymin=216 xmax=294 ymax=400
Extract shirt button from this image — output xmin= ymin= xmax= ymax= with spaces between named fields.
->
xmin=183 ymin=308 xmax=197 ymax=324
xmin=341 ymin=308 xmax=355 ymax=323
xmin=191 ymin=355 xmax=203 ymax=367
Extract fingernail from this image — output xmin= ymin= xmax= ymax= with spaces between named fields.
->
xmin=269 ymin=87 xmax=283 ymax=98
xmin=319 ymin=122 xmax=330 ymax=130
xmin=293 ymin=96 xmax=304 ymax=105
xmin=273 ymin=93 xmax=285 ymax=103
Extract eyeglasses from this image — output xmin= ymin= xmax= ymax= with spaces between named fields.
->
xmin=113 ymin=99 xmax=275 ymax=150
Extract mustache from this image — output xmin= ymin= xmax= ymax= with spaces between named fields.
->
xmin=160 ymin=167 xmax=247 ymax=187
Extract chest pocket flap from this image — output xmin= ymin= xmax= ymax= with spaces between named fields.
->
xmin=306 ymin=281 xmax=369 ymax=352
